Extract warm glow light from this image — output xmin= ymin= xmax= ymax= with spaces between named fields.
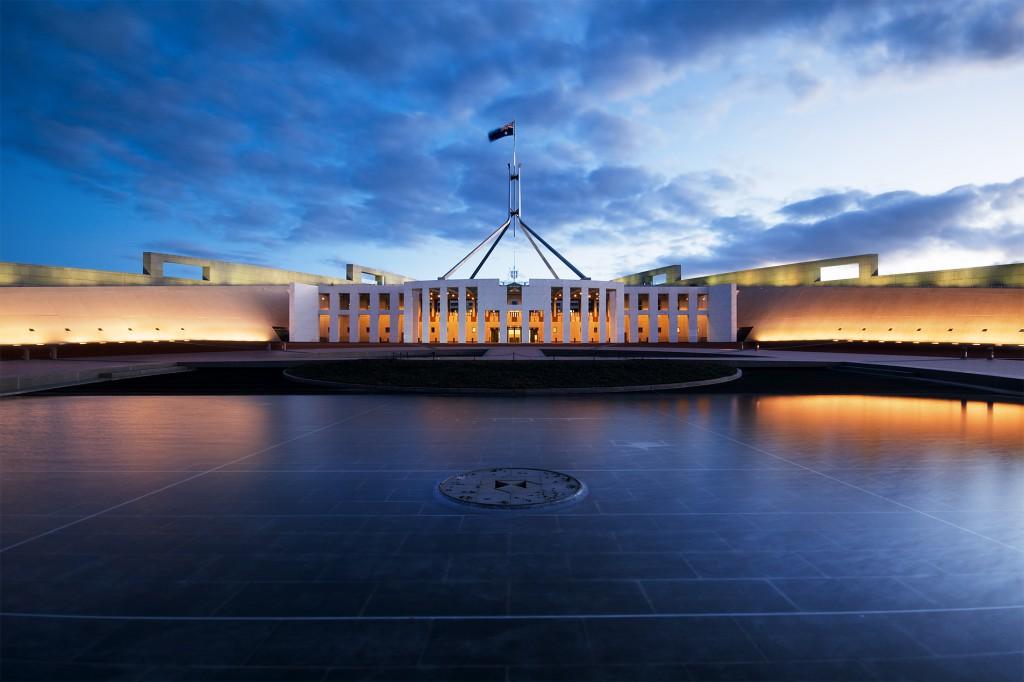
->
xmin=750 ymin=395 xmax=1023 ymax=453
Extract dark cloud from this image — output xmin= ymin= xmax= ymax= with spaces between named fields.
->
xmin=582 ymin=0 xmax=1023 ymax=89
xmin=844 ymin=0 xmax=1024 ymax=67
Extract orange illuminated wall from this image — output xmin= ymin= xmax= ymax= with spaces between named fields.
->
xmin=739 ymin=286 xmax=1024 ymax=345
xmin=0 ymin=285 xmax=288 ymax=344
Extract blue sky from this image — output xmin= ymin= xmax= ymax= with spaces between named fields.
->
xmin=2 ymin=0 xmax=1022 ymax=281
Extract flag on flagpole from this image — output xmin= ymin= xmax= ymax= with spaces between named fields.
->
xmin=487 ymin=121 xmax=515 ymax=142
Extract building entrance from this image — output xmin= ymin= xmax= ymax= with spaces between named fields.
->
xmin=507 ymin=326 xmax=522 ymax=343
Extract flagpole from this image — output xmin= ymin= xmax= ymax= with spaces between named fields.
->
xmin=442 ymin=121 xmax=588 ymax=280
xmin=512 ymin=119 xmax=517 ymax=167
xmin=516 ymin=124 xmax=522 ymax=233
xmin=511 ymin=120 xmax=517 ymax=237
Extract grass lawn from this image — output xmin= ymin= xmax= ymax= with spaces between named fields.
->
xmin=289 ymin=359 xmax=735 ymax=389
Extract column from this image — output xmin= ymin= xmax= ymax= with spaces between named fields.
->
xmin=477 ymin=298 xmax=486 ymax=344
xmin=348 ymin=298 xmax=359 ymax=343
xmin=457 ymin=286 xmax=467 ymax=344
xmin=421 ymin=288 xmax=430 ymax=343
xmin=499 ymin=304 xmax=507 ymax=343
xmin=562 ymin=285 xmax=571 ymax=343
xmin=404 ymin=288 xmax=415 ymax=344
xmin=438 ymin=291 xmax=445 ymax=343
xmin=581 ymin=290 xmax=590 ymax=344
xmin=391 ymin=291 xmax=401 ymax=343
xmin=614 ymin=288 xmax=625 ymax=343
xmin=597 ymin=288 xmax=606 ymax=344
xmin=688 ymin=293 xmax=698 ymax=343
xmin=369 ymin=292 xmax=379 ymax=343
xmin=327 ymin=291 xmax=339 ymax=343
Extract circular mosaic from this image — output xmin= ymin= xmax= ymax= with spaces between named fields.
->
xmin=438 ymin=468 xmax=585 ymax=509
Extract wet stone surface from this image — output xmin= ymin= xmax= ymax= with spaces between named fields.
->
xmin=439 ymin=468 xmax=584 ymax=509
xmin=1 ymin=394 xmax=1022 ymax=681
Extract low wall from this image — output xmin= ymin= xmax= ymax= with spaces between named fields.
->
xmin=739 ymin=286 xmax=1023 ymax=345
xmin=0 ymin=285 xmax=289 ymax=344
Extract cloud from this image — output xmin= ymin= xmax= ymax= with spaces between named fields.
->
xmin=779 ymin=190 xmax=870 ymax=220
xmin=659 ymin=178 xmax=1024 ymax=276
xmin=843 ymin=0 xmax=1024 ymax=67
xmin=784 ymin=67 xmax=823 ymax=100
xmin=1 ymin=0 xmax=1022 ymax=279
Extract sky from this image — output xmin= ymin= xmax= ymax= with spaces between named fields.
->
xmin=2 ymin=0 xmax=1022 ymax=282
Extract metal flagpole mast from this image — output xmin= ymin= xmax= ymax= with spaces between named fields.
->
xmin=510 ymin=120 xmax=518 ymax=237
xmin=516 ymin=121 xmax=522 ymax=234
xmin=441 ymin=120 xmax=589 ymax=280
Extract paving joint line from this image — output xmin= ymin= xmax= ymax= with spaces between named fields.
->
xmin=0 ymin=404 xmax=384 ymax=554
xmin=2 ymin=604 xmax=1020 ymax=622
xmin=677 ymin=417 xmax=1024 ymax=555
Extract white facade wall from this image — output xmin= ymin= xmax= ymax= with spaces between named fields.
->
xmin=288 ymin=283 xmax=320 ymax=342
xmin=313 ymin=279 xmax=736 ymax=344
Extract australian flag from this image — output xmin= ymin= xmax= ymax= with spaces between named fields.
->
xmin=488 ymin=121 xmax=515 ymax=142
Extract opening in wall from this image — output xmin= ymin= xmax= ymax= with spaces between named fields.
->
xmin=820 ymin=263 xmax=860 ymax=281
xmin=163 ymin=263 xmax=207 ymax=280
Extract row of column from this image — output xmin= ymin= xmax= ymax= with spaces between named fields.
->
xmin=320 ymin=286 xmax=711 ymax=344
xmin=626 ymin=309 xmax=706 ymax=343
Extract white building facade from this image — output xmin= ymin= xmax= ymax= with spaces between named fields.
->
xmin=289 ymin=279 xmax=736 ymax=344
